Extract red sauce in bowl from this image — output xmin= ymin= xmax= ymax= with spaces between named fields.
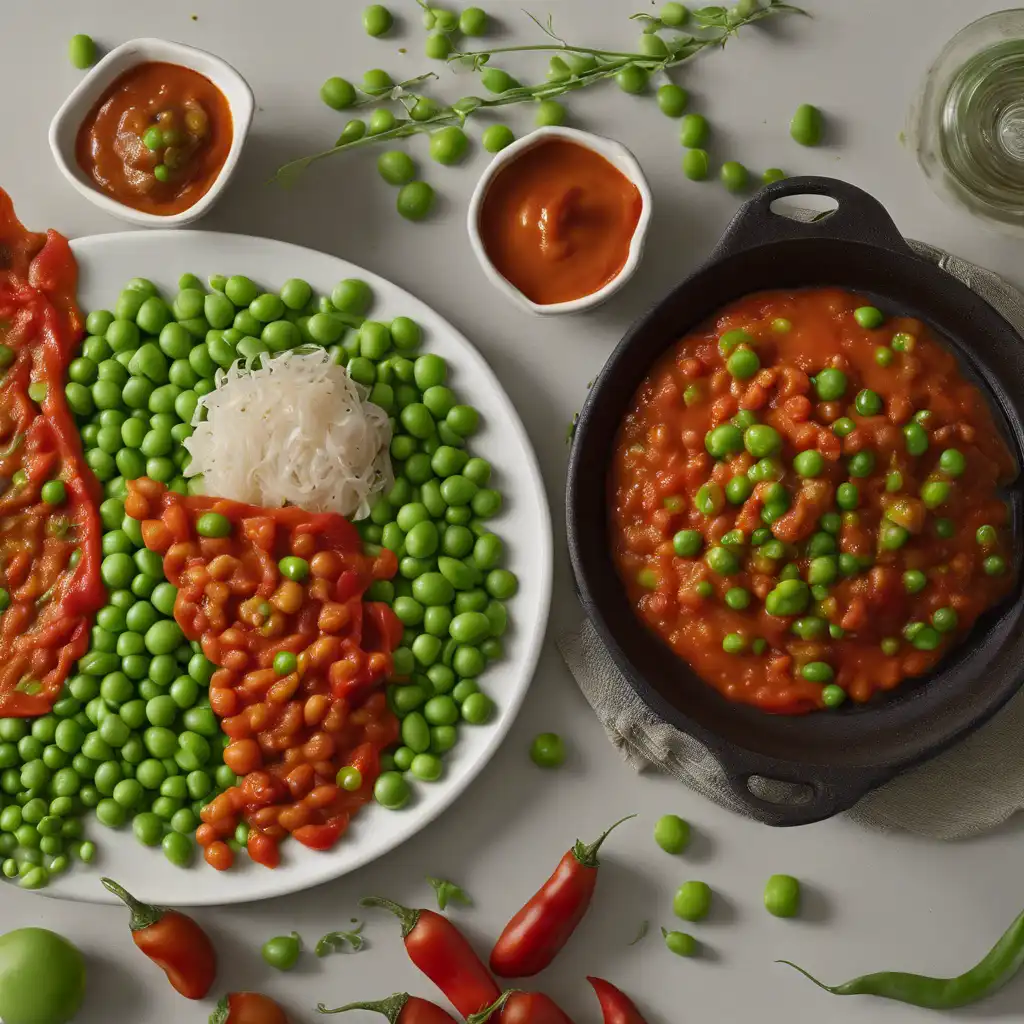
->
xmin=75 ymin=61 xmax=233 ymax=217
xmin=478 ymin=138 xmax=643 ymax=306
xmin=610 ymin=288 xmax=1017 ymax=713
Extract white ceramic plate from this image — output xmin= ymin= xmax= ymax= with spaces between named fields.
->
xmin=40 ymin=231 xmax=552 ymax=906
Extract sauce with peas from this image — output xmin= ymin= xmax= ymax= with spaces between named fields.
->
xmin=0 ymin=190 xmax=105 ymax=716
xmin=478 ymin=139 xmax=643 ymax=305
xmin=125 ymin=478 xmax=402 ymax=868
xmin=611 ymin=288 xmax=1017 ymax=713
xmin=75 ymin=62 xmax=233 ymax=217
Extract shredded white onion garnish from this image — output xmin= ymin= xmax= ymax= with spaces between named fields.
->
xmin=183 ymin=348 xmax=393 ymax=519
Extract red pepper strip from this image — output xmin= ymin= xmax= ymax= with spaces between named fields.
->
xmin=102 ymin=877 xmax=217 ymax=1000
xmin=490 ymin=815 xmax=636 ymax=977
xmin=317 ymin=991 xmax=457 ymax=1023
xmin=360 ymin=896 xmax=500 ymax=1017
xmin=467 ymin=990 xmax=576 ymax=1024
xmin=0 ymin=191 xmax=104 ymax=715
xmin=210 ymin=992 xmax=289 ymax=1024
xmin=587 ymin=977 xmax=649 ymax=1024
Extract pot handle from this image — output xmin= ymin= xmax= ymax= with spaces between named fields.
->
xmin=719 ymin=758 xmax=891 ymax=828
xmin=709 ymin=176 xmax=913 ymax=262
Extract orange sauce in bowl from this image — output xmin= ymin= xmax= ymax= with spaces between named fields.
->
xmin=75 ymin=61 xmax=233 ymax=216
xmin=478 ymin=138 xmax=643 ymax=306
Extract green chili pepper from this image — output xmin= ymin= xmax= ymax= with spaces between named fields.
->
xmin=778 ymin=905 xmax=1024 ymax=1008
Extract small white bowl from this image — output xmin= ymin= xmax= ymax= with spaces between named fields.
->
xmin=49 ymin=38 xmax=254 ymax=228
xmin=467 ymin=126 xmax=652 ymax=316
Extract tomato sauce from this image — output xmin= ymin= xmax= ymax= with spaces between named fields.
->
xmin=610 ymin=288 xmax=1018 ymax=713
xmin=75 ymin=61 xmax=233 ymax=216
xmin=0 ymin=190 xmax=105 ymax=716
xmin=125 ymin=478 xmax=402 ymax=868
xmin=478 ymin=138 xmax=643 ymax=305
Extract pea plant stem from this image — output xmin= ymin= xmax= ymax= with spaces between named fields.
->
xmin=272 ymin=1 xmax=806 ymax=184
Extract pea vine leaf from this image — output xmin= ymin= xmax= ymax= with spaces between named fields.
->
xmin=428 ymin=876 xmax=472 ymax=911
xmin=315 ymin=922 xmax=365 ymax=957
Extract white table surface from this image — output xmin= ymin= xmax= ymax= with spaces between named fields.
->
xmin=4 ymin=2 xmax=1024 ymax=1022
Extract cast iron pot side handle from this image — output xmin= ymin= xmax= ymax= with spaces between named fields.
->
xmin=709 ymin=176 xmax=913 ymax=263
xmin=720 ymin=760 xmax=892 ymax=827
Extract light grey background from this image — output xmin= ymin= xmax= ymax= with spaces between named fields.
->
xmin=3 ymin=2 xmax=1024 ymax=1022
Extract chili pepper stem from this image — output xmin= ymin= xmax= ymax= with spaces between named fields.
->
xmin=209 ymin=996 xmax=231 ymax=1024
xmin=359 ymin=896 xmax=422 ymax=938
xmin=317 ymin=992 xmax=410 ymax=1020
xmin=101 ymin=877 xmax=164 ymax=930
xmin=466 ymin=990 xmax=514 ymax=1024
xmin=572 ymin=814 xmax=637 ymax=868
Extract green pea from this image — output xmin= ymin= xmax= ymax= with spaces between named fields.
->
xmin=459 ymin=5 xmax=488 ymax=34
xmin=800 ymin=661 xmax=834 ymax=683
xmin=482 ymin=125 xmax=515 ymax=153
xmin=667 ymin=530 xmax=701 ymax=559
xmin=920 ymin=479 xmax=950 ymax=509
xmin=674 ymin=880 xmax=712 ymax=921
xmin=461 ymin=691 xmax=493 ymax=724
xmin=397 ymin=181 xmax=436 ymax=221
xmin=321 ymin=76 xmax=357 ymax=110
xmin=616 ymin=64 xmax=648 ymax=94
xmin=693 ymin=481 xmax=723 ymax=517
xmin=984 ymin=555 xmax=1007 ymax=576
xmin=681 ymin=148 xmax=710 ymax=181
xmin=976 ymin=524 xmax=998 ymax=547
xmin=705 ymin=546 xmax=739 ymax=576
xmin=847 ymin=452 xmax=875 ymax=478
xmin=764 ymin=874 xmax=801 ymax=917
xmin=722 ymin=632 xmax=748 ymax=654
xmin=938 ymin=448 xmax=966 ymax=477
xmin=374 ymin=771 xmax=410 ymax=810
xmin=680 ymin=113 xmax=709 ymax=148
xmin=813 ymin=368 xmax=846 ymax=401
xmin=726 ymin=345 xmax=759 ymax=380
xmin=743 ymin=424 xmax=781 ymax=458
xmin=790 ymin=103 xmax=824 ymax=146
xmin=705 ymin=424 xmax=744 ymax=458
xmin=764 ymin=578 xmax=810 ymax=617
xmin=853 ymin=305 xmax=884 ymax=329
xmin=854 ymin=389 xmax=883 ymax=416
xmin=656 ymin=83 xmax=689 ymax=118
xmin=69 ymin=32 xmax=97 ymax=68
xmin=720 ymin=161 xmax=749 ymax=192
xmin=879 ymin=522 xmax=909 ymax=551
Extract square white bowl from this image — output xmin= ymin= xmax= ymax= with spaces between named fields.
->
xmin=49 ymin=38 xmax=254 ymax=228
xmin=467 ymin=126 xmax=653 ymax=316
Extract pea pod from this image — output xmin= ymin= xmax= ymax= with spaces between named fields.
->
xmin=779 ymin=906 xmax=1024 ymax=1008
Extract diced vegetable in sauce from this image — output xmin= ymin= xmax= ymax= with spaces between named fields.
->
xmin=611 ymin=288 xmax=1017 ymax=712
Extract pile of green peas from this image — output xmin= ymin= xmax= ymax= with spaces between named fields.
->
xmin=65 ymin=269 xmax=516 ymax=822
xmin=0 ymin=392 xmax=232 ymax=888
xmin=0 ymin=563 xmax=227 ymax=889
xmin=315 ymin=2 xmax=798 ymax=211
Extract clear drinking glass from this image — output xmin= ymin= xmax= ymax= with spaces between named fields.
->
xmin=909 ymin=9 xmax=1024 ymax=235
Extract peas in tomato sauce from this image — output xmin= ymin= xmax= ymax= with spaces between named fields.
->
xmin=611 ymin=288 xmax=1017 ymax=713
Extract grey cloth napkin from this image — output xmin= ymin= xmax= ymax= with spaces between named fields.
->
xmin=558 ymin=238 xmax=1024 ymax=840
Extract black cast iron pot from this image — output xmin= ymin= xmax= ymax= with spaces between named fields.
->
xmin=566 ymin=176 xmax=1024 ymax=826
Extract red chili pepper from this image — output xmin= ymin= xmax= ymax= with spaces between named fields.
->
xmin=467 ymin=990 xmax=576 ymax=1024
xmin=490 ymin=815 xmax=635 ymax=977
xmin=360 ymin=896 xmax=499 ymax=1016
xmin=102 ymin=877 xmax=217 ymax=999
xmin=210 ymin=992 xmax=289 ymax=1024
xmin=317 ymin=991 xmax=457 ymax=1023
xmin=587 ymin=977 xmax=649 ymax=1024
